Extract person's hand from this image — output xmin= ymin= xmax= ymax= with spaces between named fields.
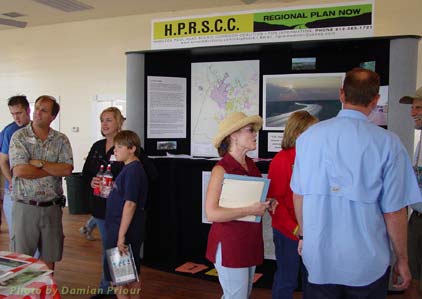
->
xmin=91 ymin=177 xmax=101 ymax=189
xmin=297 ymin=239 xmax=303 ymax=256
xmin=248 ymin=201 xmax=269 ymax=216
xmin=266 ymin=198 xmax=278 ymax=214
xmin=392 ymin=258 xmax=411 ymax=290
xmin=117 ymin=236 xmax=128 ymax=255
xmin=29 ymin=159 xmax=42 ymax=168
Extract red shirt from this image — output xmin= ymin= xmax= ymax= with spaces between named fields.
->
xmin=205 ymin=153 xmax=264 ymax=267
xmin=267 ymin=147 xmax=299 ymax=240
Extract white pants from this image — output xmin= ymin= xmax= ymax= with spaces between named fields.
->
xmin=214 ymin=243 xmax=256 ymax=299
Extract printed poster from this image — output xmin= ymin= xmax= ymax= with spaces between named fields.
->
xmin=152 ymin=1 xmax=374 ymax=49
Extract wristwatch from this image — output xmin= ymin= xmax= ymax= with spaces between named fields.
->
xmin=38 ymin=160 xmax=45 ymax=169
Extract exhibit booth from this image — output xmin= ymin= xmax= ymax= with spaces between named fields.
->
xmin=124 ymin=35 xmax=420 ymax=287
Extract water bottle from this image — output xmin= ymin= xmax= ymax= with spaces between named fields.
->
xmin=93 ymin=165 xmax=104 ymax=196
xmin=101 ymin=164 xmax=113 ymax=198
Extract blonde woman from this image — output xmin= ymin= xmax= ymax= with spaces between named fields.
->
xmin=82 ymin=107 xmax=125 ymax=299
xmin=267 ymin=111 xmax=318 ymax=299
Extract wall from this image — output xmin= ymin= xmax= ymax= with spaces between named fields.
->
xmin=0 ymin=0 xmax=421 ymax=171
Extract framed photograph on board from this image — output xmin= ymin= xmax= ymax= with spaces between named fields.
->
xmin=263 ymin=73 xmax=344 ymax=130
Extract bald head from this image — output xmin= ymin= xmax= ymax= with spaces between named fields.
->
xmin=342 ymin=68 xmax=380 ymax=107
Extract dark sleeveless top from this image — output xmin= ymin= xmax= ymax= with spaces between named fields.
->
xmin=205 ymin=153 xmax=264 ymax=267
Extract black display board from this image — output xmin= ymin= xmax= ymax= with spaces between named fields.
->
xmin=144 ymin=38 xmax=390 ymax=158
xmin=143 ymin=157 xmax=270 ymax=267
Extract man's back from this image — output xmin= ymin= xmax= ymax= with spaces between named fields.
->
xmin=291 ymin=109 xmax=418 ymax=286
xmin=295 ymin=109 xmax=407 ymax=203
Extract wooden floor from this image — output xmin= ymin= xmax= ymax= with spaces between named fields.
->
xmin=0 ymin=207 xmax=405 ymax=299
xmin=0 ymin=208 xmax=275 ymax=299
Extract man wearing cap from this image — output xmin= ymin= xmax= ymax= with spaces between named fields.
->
xmin=9 ymin=95 xmax=73 ymax=270
xmin=291 ymin=68 xmax=421 ymax=298
xmin=400 ymin=86 xmax=422 ymax=299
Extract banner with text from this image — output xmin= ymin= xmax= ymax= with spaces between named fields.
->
xmin=151 ymin=1 xmax=373 ymax=49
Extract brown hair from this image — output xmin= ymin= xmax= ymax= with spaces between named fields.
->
xmin=35 ymin=95 xmax=60 ymax=117
xmin=282 ymin=111 xmax=318 ymax=149
xmin=113 ymin=130 xmax=141 ymax=158
xmin=217 ymin=136 xmax=231 ymax=157
xmin=8 ymin=95 xmax=29 ymax=109
xmin=343 ymin=68 xmax=380 ymax=107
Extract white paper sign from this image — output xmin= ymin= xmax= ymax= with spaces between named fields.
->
xmin=147 ymin=76 xmax=187 ymax=139
xmin=268 ymin=132 xmax=283 ymax=153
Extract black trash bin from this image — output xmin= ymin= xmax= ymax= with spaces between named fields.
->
xmin=65 ymin=172 xmax=91 ymax=214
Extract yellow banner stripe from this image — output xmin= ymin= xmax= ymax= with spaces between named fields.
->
xmin=153 ymin=14 xmax=253 ymax=39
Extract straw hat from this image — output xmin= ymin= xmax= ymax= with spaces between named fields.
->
xmin=399 ymin=86 xmax=422 ymax=104
xmin=213 ymin=112 xmax=262 ymax=149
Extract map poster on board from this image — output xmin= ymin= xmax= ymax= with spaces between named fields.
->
xmin=263 ymin=73 xmax=344 ymax=130
xmin=191 ymin=60 xmax=260 ymax=157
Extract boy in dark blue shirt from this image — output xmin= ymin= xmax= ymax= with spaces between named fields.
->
xmin=104 ymin=130 xmax=148 ymax=298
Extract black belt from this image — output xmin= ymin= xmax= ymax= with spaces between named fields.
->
xmin=412 ymin=211 xmax=422 ymax=217
xmin=16 ymin=197 xmax=62 ymax=207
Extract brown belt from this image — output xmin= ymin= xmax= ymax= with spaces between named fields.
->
xmin=16 ymin=197 xmax=62 ymax=207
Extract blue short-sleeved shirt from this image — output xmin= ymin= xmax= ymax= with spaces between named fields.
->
xmin=291 ymin=109 xmax=421 ymax=286
xmin=0 ymin=122 xmax=22 ymax=189
xmin=1 ymin=122 xmax=21 ymax=155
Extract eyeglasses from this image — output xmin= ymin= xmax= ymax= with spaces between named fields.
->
xmin=240 ymin=126 xmax=256 ymax=134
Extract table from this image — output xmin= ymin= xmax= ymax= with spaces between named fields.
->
xmin=0 ymin=251 xmax=60 ymax=299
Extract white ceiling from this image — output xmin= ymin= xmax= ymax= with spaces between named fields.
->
xmin=0 ymin=0 xmax=300 ymax=30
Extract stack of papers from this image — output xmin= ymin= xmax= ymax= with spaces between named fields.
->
xmin=219 ymin=174 xmax=270 ymax=222
xmin=106 ymin=245 xmax=139 ymax=286
xmin=0 ymin=257 xmax=30 ymax=281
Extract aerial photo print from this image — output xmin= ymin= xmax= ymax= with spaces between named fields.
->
xmin=263 ymin=73 xmax=344 ymax=130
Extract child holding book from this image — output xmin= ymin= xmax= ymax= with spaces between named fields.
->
xmin=104 ymin=130 xmax=148 ymax=299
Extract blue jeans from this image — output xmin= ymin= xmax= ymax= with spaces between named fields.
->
xmin=214 ymin=243 xmax=256 ymax=299
xmin=3 ymin=190 xmax=13 ymax=240
xmin=272 ymin=229 xmax=302 ymax=299
xmin=85 ymin=216 xmax=97 ymax=233
xmin=94 ymin=217 xmax=113 ymax=294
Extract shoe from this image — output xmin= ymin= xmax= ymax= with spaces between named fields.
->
xmin=85 ymin=232 xmax=95 ymax=241
xmin=79 ymin=226 xmax=87 ymax=235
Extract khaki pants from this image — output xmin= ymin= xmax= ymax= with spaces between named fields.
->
xmin=11 ymin=201 xmax=64 ymax=263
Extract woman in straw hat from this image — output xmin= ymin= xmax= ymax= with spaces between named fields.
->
xmin=205 ymin=111 xmax=276 ymax=299
xmin=267 ymin=111 xmax=318 ymax=299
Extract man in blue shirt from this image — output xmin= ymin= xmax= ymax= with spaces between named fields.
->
xmin=0 ymin=95 xmax=31 ymax=240
xmin=400 ymin=86 xmax=422 ymax=299
xmin=291 ymin=68 xmax=421 ymax=298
